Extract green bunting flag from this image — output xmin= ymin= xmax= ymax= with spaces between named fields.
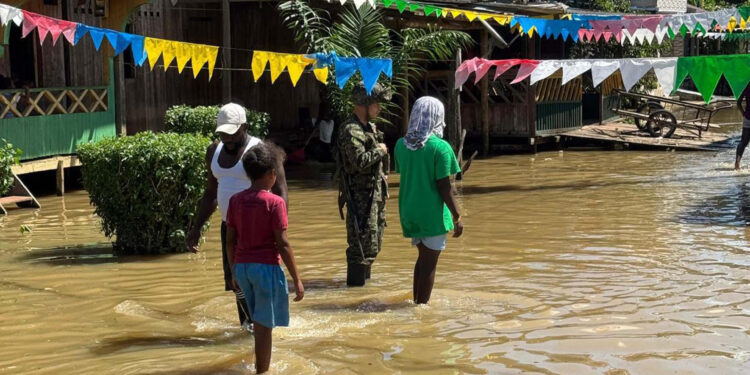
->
xmin=675 ymin=55 xmax=750 ymax=101
xmin=424 ymin=5 xmax=436 ymax=16
xmin=740 ymin=6 xmax=750 ymax=22
xmin=382 ymin=0 xmax=395 ymax=7
xmin=435 ymin=8 xmax=442 ymax=17
xmin=395 ymin=0 xmax=408 ymax=13
xmin=409 ymin=4 xmax=422 ymax=12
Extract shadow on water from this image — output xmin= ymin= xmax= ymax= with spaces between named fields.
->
xmin=679 ymin=181 xmax=750 ymax=226
xmin=16 ymin=244 xmax=174 ymax=265
xmin=90 ymin=332 xmax=245 ymax=355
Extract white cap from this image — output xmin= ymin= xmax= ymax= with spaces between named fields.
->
xmin=216 ymin=103 xmax=247 ymax=135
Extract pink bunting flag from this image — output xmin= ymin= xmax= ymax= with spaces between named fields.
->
xmin=455 ymin=57 xmax=480 ymax=88
xmin=474 ymin=59 xmax=494 ymax=84
xmin=584 ymin=30 xmax=595 ymax=42
xmin=641 ymin=17 xmax=662 ymax=32
xmin=615 ymin=30 xmax=623 ymax=43
xmin=578 ymin=29 xmax=587 ymax=42
xmin=21 ymin=10 xmax=77 ymax=46
xmin=593 ymin=29 xmax=603 ymax=42
xmin=510 ymin=60 xmax=540 ymax=84
xmin=493 ymin=60 xmax=523 ymax=80
xmin=623 ymin=19 xmax=640 ymax=35
xmin=602 ymin=31 xmax=613 ymax=42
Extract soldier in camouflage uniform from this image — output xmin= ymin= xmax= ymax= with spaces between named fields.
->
xmin=336 ymin=83 xmax=392 ymax=286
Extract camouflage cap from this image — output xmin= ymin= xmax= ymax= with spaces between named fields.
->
xmin=351 ymin=83 xmax=393 ymax=106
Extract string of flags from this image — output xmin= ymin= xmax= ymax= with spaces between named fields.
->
xmin=337 ymin=0 xmax=750 ymax=45
xmin=456 ymin=55 xmax=750 ymax=103
xmin=0 ymin=3 xmax=393 ymax=92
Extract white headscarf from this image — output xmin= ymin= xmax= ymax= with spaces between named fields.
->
xmin=404 ymin=96 xmax=446 ymax=151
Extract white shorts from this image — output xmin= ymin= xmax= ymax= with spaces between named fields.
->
xmin=411 ymin=234 xmax=447 ymax=251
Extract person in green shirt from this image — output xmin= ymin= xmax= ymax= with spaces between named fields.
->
xmin=395 ymin=96 xmax=463 ymax=304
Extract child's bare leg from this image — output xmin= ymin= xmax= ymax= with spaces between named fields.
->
xmin=413 ymin=258 xmax=421 ymax=302
xmin=415 ymin=243 xmax=441 ymax=304
xmin=253 ymin=323 xmax=273 ymax=374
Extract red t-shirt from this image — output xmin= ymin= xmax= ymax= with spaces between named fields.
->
xmin=225 ymin=189 xmax=288 ymax=265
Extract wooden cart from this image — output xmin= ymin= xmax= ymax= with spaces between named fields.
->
xmin=609 ymin=89 xmax=733 ymax=138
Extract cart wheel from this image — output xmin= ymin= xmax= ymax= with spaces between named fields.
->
xmin=635 ymin=102 xmax=664 ymax=131
xmin=647 ymin=110 xmax=677 ymax=138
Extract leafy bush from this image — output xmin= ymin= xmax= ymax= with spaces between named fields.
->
xmin=0 ymin=139 xmax=22 ymax=196
xmin=164 ymin=105 xmax=270 ymax=139
xmin=78 ymin=132 xmax=211 ymax=255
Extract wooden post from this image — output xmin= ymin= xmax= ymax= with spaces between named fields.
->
xmin=56 ymin=160 xmax=64 ymax=196
xmin=222 ymin=0 xmax=232 ymax=103
xmin=114 ymin=55 xmax=127 ymax=136
xmin=480 ymin=30 xmax=489 ymax=157
xmin=446 ymin=50 xmax=462 ymax=151
xmin=401 ymin=84 xmax=409 ymax=135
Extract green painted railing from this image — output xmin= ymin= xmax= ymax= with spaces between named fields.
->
xmin=535 ymin=101 xmax=582 ymax=136
xmin=0 ymin=68 xmax=116 ymax=161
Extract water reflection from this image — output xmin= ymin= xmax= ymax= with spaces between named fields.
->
xmin=2 ymin=132 xmax=750 ymax=374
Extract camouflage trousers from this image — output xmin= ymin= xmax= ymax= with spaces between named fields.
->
xmin=345 ymin=190 xmax=386 ymax=266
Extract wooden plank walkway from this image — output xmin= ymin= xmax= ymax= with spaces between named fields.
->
xmin=563 ymin=122 xmax=735 ymax=151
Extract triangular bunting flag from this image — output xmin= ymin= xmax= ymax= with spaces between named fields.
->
xmin=591 ymin=60 xmax=621 ymax=87
xmin=334 ymin=56 xmax=359 ymax=89
xmin=722 ymin=55 xmax=750 ymax=99
xmin=396 ymin=0 xmax=408 ymax=13
xmin=511 ymin=61 xmax=540 ymax=84
xmin=313 ymin=67 xmax=329 ymax=84
xmin=561 ymin=61 xmax=592 ymax=85
xmin=619 ymin=58 xmax=653 ymax=91
xmin=175 ymin=42 xmax=192 ymax=73
xmin=650 ymin=58 xmax=677 ymax=95
xmin=529 ymin=60 xmax=559 ymax=85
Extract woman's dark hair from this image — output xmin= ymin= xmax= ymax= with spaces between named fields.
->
xmin=242 ymin=142 xmax=285 ymax=181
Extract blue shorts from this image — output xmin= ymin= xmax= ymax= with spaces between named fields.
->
xmin=233 ymin=263 xmax=290 ymax=329
xmin=411 ymin=234 xmax=447 ymax=251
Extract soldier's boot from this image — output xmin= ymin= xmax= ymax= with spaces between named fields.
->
xmin=347 ymin=263 xmax=367 ymax=287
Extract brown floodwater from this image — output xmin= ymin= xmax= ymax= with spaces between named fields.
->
xmin=3 ymin=124 xmax=750 ymax=374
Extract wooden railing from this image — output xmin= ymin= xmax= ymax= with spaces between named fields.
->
xmin=0 ymin=86 xmax=108 ymax=118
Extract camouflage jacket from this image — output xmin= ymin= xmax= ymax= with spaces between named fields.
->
xmin=336 ymin=117 xmax=387 ymax=193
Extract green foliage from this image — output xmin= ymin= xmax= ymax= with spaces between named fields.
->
xmin=0 ymin=138 xmax=22 ymax=196
xmin=164 ymin=105 xmax=270 ymax=139
xmin=278 ymin=1 xmax=473 ymax=122
xmin=78 ymin=132 xmax=211 ymax=255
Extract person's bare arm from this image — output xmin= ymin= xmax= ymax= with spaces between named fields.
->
xmin=272 ymin=158 xmax=289 ymax=207
xmin=437 ymin=177 xmax=463 ymax=238
xmin=186 ymin=142 xmax=219 ymax=252
xmin=275 ymin=229 xmax=304 ymax=301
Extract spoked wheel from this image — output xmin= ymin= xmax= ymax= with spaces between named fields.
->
xmin=635 ymin=102 xmax=664 ymax=132
xmin=646 ymin=109 xmax=677 ymax=138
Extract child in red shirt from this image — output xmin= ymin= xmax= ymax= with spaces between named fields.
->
xmin=225 ymin=143 xmax=304 ymax=374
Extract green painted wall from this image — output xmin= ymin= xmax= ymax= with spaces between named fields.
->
xmin=536 ymin=101 xmax=583 ymax=136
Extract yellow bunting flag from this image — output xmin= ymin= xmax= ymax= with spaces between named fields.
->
xmin=160 ymin=41 xmax=177 ymax=72
xmin=206 ymin=46 xmax=219 ymax=80
xmin=285 ymin=55 xmax=317 ymax=86
xmin=252 ymin=51 xmax=270 ymax=82
xmin=176 ymin=43 xmax=192 ymax=73
xmin=313 ymin=67 xmax=329 ymax=84
xmin=144 ymin=37 xmax=166 ymax=70
xmin=493 ymin=15 xmax=511 ymax=25
xmin=268 ymin=53 xmax=288 ymax=83
xmin=191 ymin=47 xmax=208 ymax=79
xmin=728 ymin=16 xmax=738 ymax=32
xmin=478 ymin=14 xmax=492 ymax=21
xmin=448 ymin=9 xmax=461 ymax=19
xmin=462 ymin=11 xmax=478 ymax=22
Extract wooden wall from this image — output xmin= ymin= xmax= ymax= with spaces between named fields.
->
xmin=229 ymin=2 xmax=321 ymax=132
xmin=124 ymin=0 xmax=223 ymax=134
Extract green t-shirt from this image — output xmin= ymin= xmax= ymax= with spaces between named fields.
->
xmin=395 ymin=135 xmax=461 ymax=238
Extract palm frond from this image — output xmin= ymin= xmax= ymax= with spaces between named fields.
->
xmin=328 ymin=5 xmax=392 ymax=57
xmin=278 ymin=0 xmax=331 ymax=53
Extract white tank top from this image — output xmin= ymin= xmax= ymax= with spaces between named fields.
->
xmin=211 ymin=137 xmax=261 ymax=221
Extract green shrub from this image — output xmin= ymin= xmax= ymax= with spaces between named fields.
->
xmin=78 ymin=132 xmax=211 ymax=255
xmin=164 ymin=105 xmax=270 ymax=139
xmin=0 ymin=139 xmax=22 ymax=196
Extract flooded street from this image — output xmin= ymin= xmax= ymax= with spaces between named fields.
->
xmin=3 ymin=128 xmax=750 ymax=374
